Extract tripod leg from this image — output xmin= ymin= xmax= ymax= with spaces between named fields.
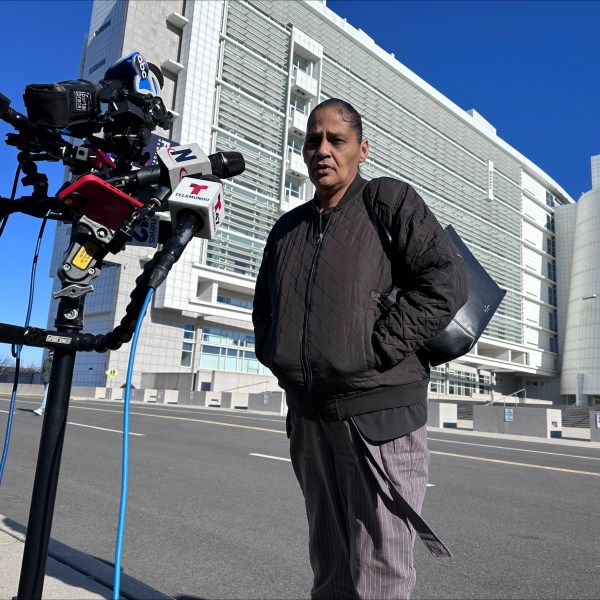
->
xmin=17 ymin=349 xmax=75 ymax=600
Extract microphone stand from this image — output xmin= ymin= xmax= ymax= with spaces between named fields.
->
xmin=0 ymin=79 xmax=225 ymax=599
xmin=1 ymin=212 xmax=202 ymax=599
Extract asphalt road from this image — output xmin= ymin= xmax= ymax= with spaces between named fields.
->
xmin=1 ymin=396 xmax=599 ymax=599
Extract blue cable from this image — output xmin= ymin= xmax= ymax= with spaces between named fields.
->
xmin=0 ymin=357 xmax=21 ymax=487
xmin=0 ymin=216 xmax=48 ymax=487
xmin=113 ymin=286 xmax=154 ymax=599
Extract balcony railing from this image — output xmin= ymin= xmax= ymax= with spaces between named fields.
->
xmin=291 ymin=65 xmax=318 ymax=98
xmin=288 ymin=107 xmax=308 ymax=135
xmin=286 ymin=148 xmax=308 ymax=178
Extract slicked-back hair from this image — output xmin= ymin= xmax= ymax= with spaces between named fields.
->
xmin=306 ymin=98 xmax=363 ymax=143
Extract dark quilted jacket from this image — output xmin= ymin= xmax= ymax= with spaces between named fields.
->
xmin=253 ymin=174 xmax=467 ymax=421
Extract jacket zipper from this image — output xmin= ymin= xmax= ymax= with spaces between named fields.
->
xmin=301 ymin=213 xmax=329 ymax=397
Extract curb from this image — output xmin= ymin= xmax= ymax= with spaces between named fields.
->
xmin=0 ymin=517 xmax=173 ymax=600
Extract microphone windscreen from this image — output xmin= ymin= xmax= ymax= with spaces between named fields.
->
xmin=209 ymin=151 xmax=245 ymax=179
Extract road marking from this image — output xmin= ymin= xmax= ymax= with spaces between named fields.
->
xmin=431 ymin=450 xmax=600 ymax=477
xmin=131 ymin=413 xmax=283 ymax=433
xmin=429 ymin=437 xmax=600 ymax=461
xmin=66 ymin=399 xmax=285 ymax=423
xmin=67 ymin=422 xmax=145 ymax=436
xmin=250 ymin=453 xmax=291 ymax=462
xmin=249 ymin=454 xmax=438 ymax=487
xmin=0 ymin=407 xmax=143 ymax=436
xmin=64 ymin=406 xmax=284 ymax=433
xmin=0 ymin=399 xmax=284 ymax=434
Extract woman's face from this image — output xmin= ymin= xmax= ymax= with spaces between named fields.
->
xmin=303 ymin=106 xmax=368 ymax=206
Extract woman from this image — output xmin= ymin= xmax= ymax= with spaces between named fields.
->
xmin=253 ymin=98 xmax=466 ymax=599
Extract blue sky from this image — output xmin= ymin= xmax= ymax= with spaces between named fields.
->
xmin=0 ymin=0 xmax=598 ymax=366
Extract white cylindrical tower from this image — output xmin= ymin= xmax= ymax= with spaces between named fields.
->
xmin=560 ymin=155 xmax=600 ymax=404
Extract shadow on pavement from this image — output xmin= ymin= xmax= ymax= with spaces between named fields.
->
xmin=3 ymin=517 xmax=173 ymax=599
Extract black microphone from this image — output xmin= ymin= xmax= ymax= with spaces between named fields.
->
xmin=0 ymin=93 xmax=30 ymax=130
xmin=208 ymin=151 xmax=245 ymax=179
xmin=154 ymin=146 xmax=244 ymax=188
xmin=112 ymin=149 xmax=245 ymax=190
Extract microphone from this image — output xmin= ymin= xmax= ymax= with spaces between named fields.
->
xmin=167 ymin=176 xmax=224 ymax=240
xmin=155 ymin=145 xmax=243 ymax=239
xmin=56 ymin=142 xmax=242 ymax=246
xmin=134 ymin=144 xmax=243 ymax=243
xmin=208 ymin=151 xmax=245 ymax=179
xmin=126 ymin=147 xmax=245 ymax=189
xmin=0 ymin=92 xmax=31 ymax=130
xmin=101 ymin=51 xmax=163 ymax=97
xmin=155 ymin=143 xmax=244 ymax=189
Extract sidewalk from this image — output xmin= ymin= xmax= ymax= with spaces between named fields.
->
xmin=0 ymin=516 xmax=172 ymax=600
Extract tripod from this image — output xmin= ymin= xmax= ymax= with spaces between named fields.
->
xmin=0 ymin=212 xmax=201 ymax=599
xmin=0 ymin=63 xmax=226 ymax=598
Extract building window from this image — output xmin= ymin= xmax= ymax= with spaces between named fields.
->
xmin=93 ymin=20 xmax=111 ymax=37
xmin=548 ymin=286 xmax=557 ymax=307
xmin=293 ymin=53 xmax=312 ymax=76
xmin=550 ymin=335 xmax=558 ymax=353
xmin=486 ymin=160 xmax=494 ymax=201
xmin=180 ymin=323 xmax=195 ymax=367
xmin=546 ymin=214 xmax=555 ymax=233
xmin=447 ymin=369 xmax=477 ymax=396
xmin=288 ymin=134 xmax=304 ymax=158
xmin=88 ymin=59 xmax=106 ymax=75
xmin=547 ymin=261 xmax=556 ymax=282
xmin=290 ymin=92 xmax=308 ymax=115
xmin=216 ymin=294 xmax=253 ymax=310
xmin=549 ymin=310 xmax=558 ymax=332
xmin=478 ymin=373 xmax=491 ymax=395
xmin=198 ymin=327 xmax=270 ymax=375
xmin=429 ymin=379 xmax=444 ymax=393
xmin=285 ymin=176 xmax=303 ymax=199
xmin=429 ymin=366 xmax=445 ymax=394
xmin=545 ymin=191 xmax=555 ymax=208
xmin=545 ymin=236 xmax=555 ymax=257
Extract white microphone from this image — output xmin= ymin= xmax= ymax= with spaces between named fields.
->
xmin=168 ymin=177 xmax=224 ymax=239
xmin=156 ymin=143 xmax=212 ymax=191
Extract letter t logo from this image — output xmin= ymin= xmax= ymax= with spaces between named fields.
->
xmin=189 ymin=183 xmax=209 ymax=195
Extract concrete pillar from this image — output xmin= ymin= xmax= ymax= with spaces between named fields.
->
xmin=205 ymin=392 xmax=223 ymax=407
xmin=133 ymin=388 xmax=158 ymax=402
xmin=428 ymin=402 xmax=457 ymax=428
xmin=156 ymin=389 xmax=179 ymax=404
xmin=591 ymin=410 xmax=600 ymax=442
xmin=248 ymin=392 xmax=283 ymax=413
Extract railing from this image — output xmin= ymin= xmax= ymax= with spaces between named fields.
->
xmin=486 ymin=388 xmax=526 ymax=406
xmin=287 ymin=145 xmax=303 ymax=160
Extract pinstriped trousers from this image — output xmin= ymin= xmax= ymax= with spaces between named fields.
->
xmin=289 ymin=410 xmax=429 ymax=600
